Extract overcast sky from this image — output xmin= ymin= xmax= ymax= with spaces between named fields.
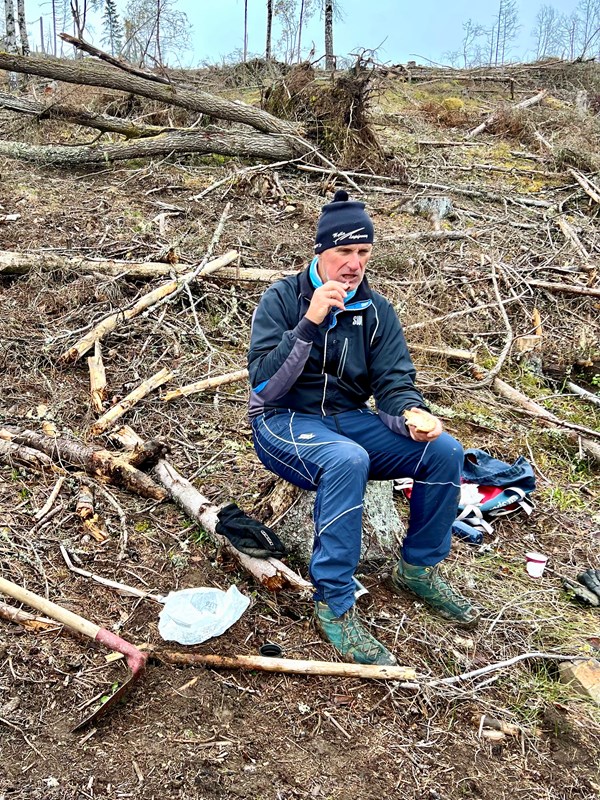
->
xmin=25 ymin=0 xmax=584 ymax=66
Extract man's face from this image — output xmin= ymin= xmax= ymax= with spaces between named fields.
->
xmin=317 ymin=244 xmax=373 ymax=290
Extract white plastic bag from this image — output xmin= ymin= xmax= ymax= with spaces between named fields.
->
xmin=158 ymin=585 xmax=250 ymax=645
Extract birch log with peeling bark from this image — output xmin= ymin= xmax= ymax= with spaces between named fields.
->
xmin=0 ymin=250 xmax=296 ymax=282
xmin=113 ymin=426 xmax=311 ymax=592
xmin=156 ymin=651 xmax=417 ymax=681
xmin=466 ymin=90 xmax=548 ymax=139
xmin=59 ymin=250 xmax=238 ymax=362
xmin=163 ymin=369 xmax=248 ymax=402
xmin=155 ymin=460 xmax=311 ymax=592
xmin=88 ymin=341 xmax=107 ymax=413
xmin=0 ymin=428 xmax=166 ymax=500
xmin=0 ymin=52 xmax=301 ymax=137
xmin=91 ymin=366 xmax=174 ymax=435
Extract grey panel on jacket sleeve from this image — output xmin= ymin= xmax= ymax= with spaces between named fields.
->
xmin=256 ymin=337 xmax=313 ymax=403
xmin=378 ymin=409 xmax=410 ymax=437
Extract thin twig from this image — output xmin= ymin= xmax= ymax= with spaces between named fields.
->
xmin=427 ymin=652 xmax=580 ymax=687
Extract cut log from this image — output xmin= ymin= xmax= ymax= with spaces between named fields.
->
xmin=0 ymin=250 xmax=297 ymax=282
xmin=0 ymin=52 xmax=301 ymax=137
xmin=254 ymin=478 xmax=404 ymax=565
xmin=91 ymin=366 xmax=174 ymax=435
xmin=0 ymin=427 xmax=166 ymax=500
xmin=163 ymin=369 xmax=248 ymax=402
xmin=75 ymin=484 xmax=106 ymax=542
xmin=153 ymin=460 xmax=311 ymax=592
xmin=59 ymin=250 xmax=238 ymax=363
xmin=88 ymin=341 xmax=107 ymax=414
xmin=112 ymin=426 xmax=312 ymax=593
xmin=156 ymin=651 xmax=417 ymax=681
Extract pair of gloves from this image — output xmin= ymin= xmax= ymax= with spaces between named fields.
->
xmin=215 ymin=503 xmax=286 ymax=559
xmin=563 ymin=568 xmax=600 ymax=607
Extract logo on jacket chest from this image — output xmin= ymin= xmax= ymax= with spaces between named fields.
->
xmin=352 ymin=316 xmax=363 ymax=326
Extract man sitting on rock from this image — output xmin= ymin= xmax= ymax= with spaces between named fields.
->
xmin=247 ymin=190 xmax=479 ymax=666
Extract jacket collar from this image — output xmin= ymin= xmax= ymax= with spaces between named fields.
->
xmin=300 ymin=257 xmax=373 ymax=304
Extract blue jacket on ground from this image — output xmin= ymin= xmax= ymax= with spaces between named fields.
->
xmin=248 ymin=258 xmax=425 ymax=431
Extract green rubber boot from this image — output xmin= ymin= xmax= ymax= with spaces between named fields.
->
xmin=314 ymin=602 xmax=397 ymax=666
xmin=390 ymin=557 xmax=480 ymax=628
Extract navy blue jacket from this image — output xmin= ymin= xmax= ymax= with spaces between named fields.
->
xmin=248 ymin=262 xmax=425 ymax=434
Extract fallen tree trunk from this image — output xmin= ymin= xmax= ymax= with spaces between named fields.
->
xmin=154 ymin=460 xmax=311 ymax=592
xmin=0 ymin=52 xmax=300 ymax=136
xmin=0 ymin=128 xmax=299 ymax=166
xmin=0 ymin=89 xmax=172 ymax=138
xmin=0 ymin=427 xmax=166 ymax=500
xmin=0 ymin=250 xmax=297 ymax=281
xmin=113 ymin=426 xmax=311 ymax=593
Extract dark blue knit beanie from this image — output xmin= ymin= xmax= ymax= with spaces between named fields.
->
xmin=314 ymin=190 xmax=374 ymax=254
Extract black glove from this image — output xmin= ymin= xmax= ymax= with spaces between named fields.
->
xmin=215 ymin=503 xmax=286 ymax=559
xmin=577 ymin=569 xmax=600 ymax=600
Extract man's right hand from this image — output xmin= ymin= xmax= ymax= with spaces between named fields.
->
xmin=305 ymin=280 xmax=349 ymax=324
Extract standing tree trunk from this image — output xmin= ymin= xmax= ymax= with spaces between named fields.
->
xmin=16 ymin=0 xmax=29 ymax=55
xmin=3 ymin=0 xmax=18 ymax=88
xmin=51 ymin=0 xmax=57 ymax=54
xmin=243 ymin=0 xmax=248 ymax=61
xmin=266 ymin=0 xmax=273 ymax=60
xmin=297 ymin=0 xmax=305 ymax=61
xmin=4 ymin=0 xmax=18 ymax=52
xmin=324 ymin=0 xmax=334 ymax=70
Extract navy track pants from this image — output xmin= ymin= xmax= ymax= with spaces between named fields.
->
xmin=252 ymin=408 xmax=464 ymax=617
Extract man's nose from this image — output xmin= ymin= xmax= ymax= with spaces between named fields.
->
xmin=347 ymin=252 xmax=361 ymax=269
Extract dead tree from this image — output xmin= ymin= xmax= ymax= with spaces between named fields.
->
xmin=0 ymin=51 xmax=301 ymax=136
xmin=0 ymin=128 xmax=300 ymax=166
